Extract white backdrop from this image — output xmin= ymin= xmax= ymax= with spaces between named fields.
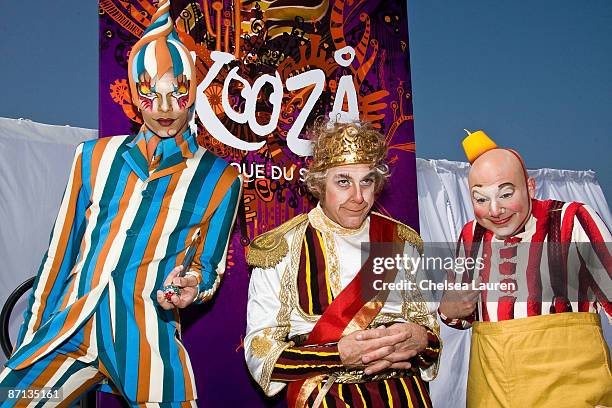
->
xmin=1 ymin=117 xmax=610 ymax=406
xmin=0 ymin=118 xmax=96 ymax=368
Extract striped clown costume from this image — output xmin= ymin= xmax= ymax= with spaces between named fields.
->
xmin=0 ymin=1 xmax=241 ymax=406
xmin=440 ymin=131 xmax=612 ymax=407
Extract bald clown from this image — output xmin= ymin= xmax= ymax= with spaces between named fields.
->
xmin=0 ymin=1 xmax=241 ymax=406
xmin=439 ymin=131 xmax=612 ymax=407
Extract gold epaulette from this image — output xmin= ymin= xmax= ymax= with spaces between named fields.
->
xmin=372 ymin=211 xmax=424 ymax=255
xmin=398 ymin=223 xmax=424 ymax=255
xmin=247 ymin=213 xmax=309 ymax=268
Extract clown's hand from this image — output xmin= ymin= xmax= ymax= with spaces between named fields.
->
xmin=438 ymin=270 xmax=481 ymax=319
xmin=156 ymin=266 xmax=199 ymax=310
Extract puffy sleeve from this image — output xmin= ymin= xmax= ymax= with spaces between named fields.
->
xmin=244 ymin=256 xmax=294 ymax=396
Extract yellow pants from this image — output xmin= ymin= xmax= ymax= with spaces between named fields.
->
xmin=467 ymin=312 xmax=612 ymax=408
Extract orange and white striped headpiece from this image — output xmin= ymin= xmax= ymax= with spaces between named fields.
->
xmin=127 ymin=0 xmax=197 ymax=107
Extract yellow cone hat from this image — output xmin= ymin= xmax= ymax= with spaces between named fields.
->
xmin=462 ymin=130 xmax=498 ymax=163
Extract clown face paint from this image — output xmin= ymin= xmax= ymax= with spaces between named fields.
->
xmin=320 ymin=164 xmax=377 ymax=229
xmin=468 ymin=149 xmax=535 ymax=239
xmin=138 ymin=70 xmax=191 ymax=138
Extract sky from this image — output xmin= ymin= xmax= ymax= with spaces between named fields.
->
xmin=0 ymin=0 xmax=610 ymax=204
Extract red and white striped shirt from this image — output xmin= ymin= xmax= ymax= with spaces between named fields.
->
xmin=444 ymin=199 xmax=611 ymax=328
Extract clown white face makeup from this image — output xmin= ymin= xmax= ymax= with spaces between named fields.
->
xmin=138 ymin=70 xmax=191 ymax=138
xmin=469 ymin=149 xmax=536 ymax=239
xmin=320 ymin=164 xmax=377 ymax=229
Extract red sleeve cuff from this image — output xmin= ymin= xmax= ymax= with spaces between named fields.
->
xmin=438 ymin=308 xmax=474 ymax=329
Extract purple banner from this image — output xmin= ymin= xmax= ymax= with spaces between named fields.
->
xmin=99 ymin=0 xmax=417 ymax=405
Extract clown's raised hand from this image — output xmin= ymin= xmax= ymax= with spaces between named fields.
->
xmin=156 ymin=265 xmax=199 ymax=310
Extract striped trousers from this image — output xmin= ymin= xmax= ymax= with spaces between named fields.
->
xmin=0 ymin=290 xmax=197 ymax=408
xmin=305 ymin=377 xmax=432 ymax=408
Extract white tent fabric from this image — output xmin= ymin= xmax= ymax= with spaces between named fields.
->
xmin=0 ymin=118 xmax=97 ymax=368
xmin=0 ymin=117 xmax=610 ymax=406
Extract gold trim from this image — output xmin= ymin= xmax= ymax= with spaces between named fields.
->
xmin=321 ymin=230 xmax=342 ymax=298
xmin=251 ymin=335 xmax=273 ymax=359
xmin=399 ymin=260 xmax=441 ymax=380
xmin=260 ymin=258 xmax=303 ymax=392
xmin=295 ymin=375 xmax=326 ymax=408
xmin=297 ymin=367 xmax=421 ymax=406
xmin=247 ymin=214 xmax=309 ymax=268
xmin=397 ymin=224 xmax=424 ymax=255
xmin=258 ymin=266 xmax=295 ymax=392
xmin=335 ymin=368 xmax=419 ymax=383
xmin=260 ymin=220 xmax=310 ymax=392
xmin=370 ymin=313 xmax=405 ymax=327
xmin=260 ymin=341 xmax=293 ymax=393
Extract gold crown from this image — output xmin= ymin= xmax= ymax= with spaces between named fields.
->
xmin=462 ymin=129 xmax=498 ymax=163
xmin=310 ymin=123 xmax=387 ymax=172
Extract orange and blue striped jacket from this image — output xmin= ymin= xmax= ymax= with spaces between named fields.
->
xmin=7 ymin=129 xmax=241 ymax=402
